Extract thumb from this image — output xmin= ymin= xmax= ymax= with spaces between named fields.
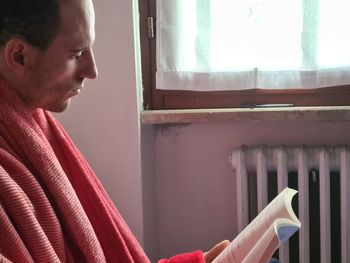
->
xmin=204 ymin=240 xmax=230 ymax=263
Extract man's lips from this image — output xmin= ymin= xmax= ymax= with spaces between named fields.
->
xmin=70 ymin=88 xmax=82 ymax=97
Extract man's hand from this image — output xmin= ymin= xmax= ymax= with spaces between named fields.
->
xmin=204 ymin=240 xmax=230 ymax=263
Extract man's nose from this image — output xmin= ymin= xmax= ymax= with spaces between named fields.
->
xmin=80 ymin=49 xmax=98 ymax=79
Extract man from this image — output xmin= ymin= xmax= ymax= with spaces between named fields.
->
xmin=0 ymin=0 xmax=228 ymax=262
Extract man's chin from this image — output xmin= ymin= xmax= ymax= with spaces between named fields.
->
xmin=45 ymin=98 xmax=71 ymax=113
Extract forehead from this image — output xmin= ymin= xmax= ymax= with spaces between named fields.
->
xmin=55 ymin=0 xmax=95 ymax=47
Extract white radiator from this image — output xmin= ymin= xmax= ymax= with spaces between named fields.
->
xmin=230 ymin=146 xmax=350 ymax=263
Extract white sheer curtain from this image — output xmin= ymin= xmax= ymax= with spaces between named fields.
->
xmin=156 ymin=0 xmax=350 ymax=91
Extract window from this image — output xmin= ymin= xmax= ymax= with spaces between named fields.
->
xmin=139 ymin=0 xmax=350 ymax=110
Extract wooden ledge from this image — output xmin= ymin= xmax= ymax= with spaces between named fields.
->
xmin=140 ymin=106 xmax=350 ymax=124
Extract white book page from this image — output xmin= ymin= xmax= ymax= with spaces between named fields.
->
xmin=242 ymin=222 xmax=279 ymax=263
xmin=212 ymin=188 xmax=300 ymax=263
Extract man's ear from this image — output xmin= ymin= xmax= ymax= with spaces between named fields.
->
xmin=3 ymin=38 xmax=37 ymax=73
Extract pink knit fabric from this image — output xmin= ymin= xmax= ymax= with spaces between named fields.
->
xmin=0 ymin=80 xmax=149 ymax=263
xmin=0 ymin=80 xmax=206 ymax=263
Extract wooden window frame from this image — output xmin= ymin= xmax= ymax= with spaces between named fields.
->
xmin=139 ymin=0 xmax=350 ymax=110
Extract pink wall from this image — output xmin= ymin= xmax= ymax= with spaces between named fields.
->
xmin=146 ymin=120 xmax=350 ymax=260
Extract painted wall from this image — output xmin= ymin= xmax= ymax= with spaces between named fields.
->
xmin=55 ymin=0 xmax=144 ymax=243
xmin=144 ymin=120 xmax=350 ymax=260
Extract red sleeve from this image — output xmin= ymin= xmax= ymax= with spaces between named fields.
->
xmin=158 ymin=250 xmax=206 ymax=263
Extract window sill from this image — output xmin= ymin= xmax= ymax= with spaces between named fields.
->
xmin=140 ymin=106 xmax=350 ymax=124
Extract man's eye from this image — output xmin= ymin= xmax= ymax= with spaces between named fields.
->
xmin=72 ymin=51 xmax=83 ymax=60
xmin=73 ymin=52 xmax=83 ymax=59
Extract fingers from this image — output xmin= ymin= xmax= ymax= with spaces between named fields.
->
xmin=204 ymin=240 xmax=230 ymax=263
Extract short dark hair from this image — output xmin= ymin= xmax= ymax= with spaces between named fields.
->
xmin=0 ymin=0 xmax=60 ymax=50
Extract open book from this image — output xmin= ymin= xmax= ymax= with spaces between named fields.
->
xmin=213 ymin=187 xmax=301 ymax=263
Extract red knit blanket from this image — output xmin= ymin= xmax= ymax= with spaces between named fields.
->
xmin=0 ymin=81 xmax=205 ymax=263
xmin=0 ymin=80 xmax=149 ymax=262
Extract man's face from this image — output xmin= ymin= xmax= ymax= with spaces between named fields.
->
xmin=26 ymin=0 xmax=98 ymax=112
